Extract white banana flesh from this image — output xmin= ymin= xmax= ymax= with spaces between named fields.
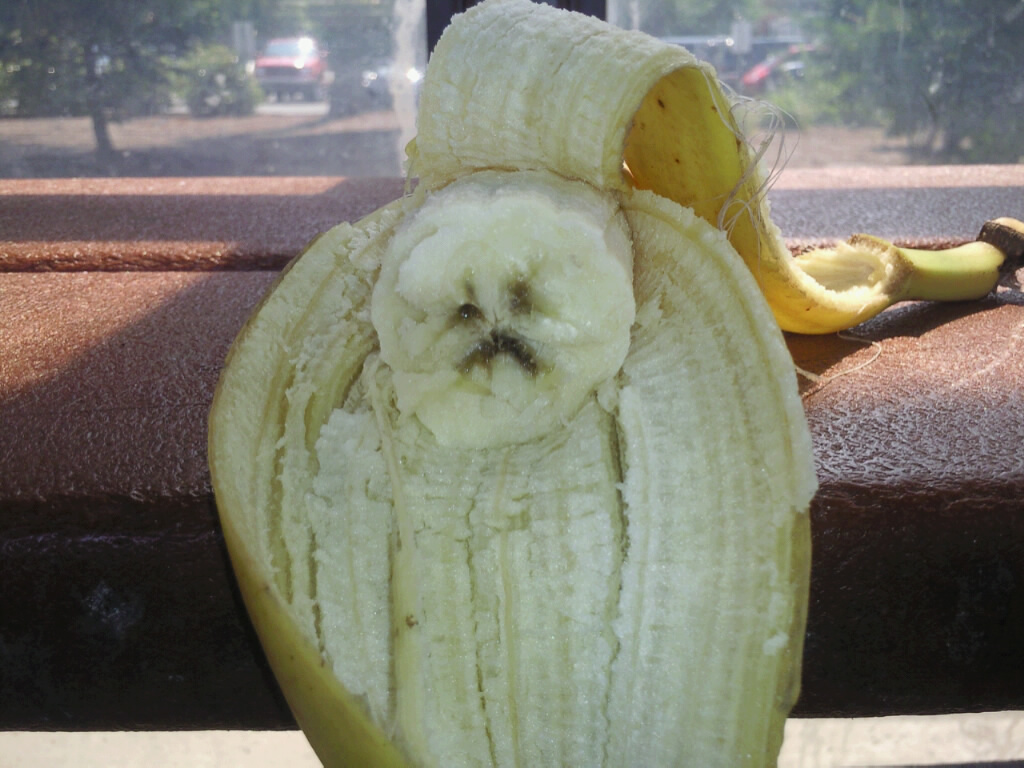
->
xmin=372 ymin=171 xmax=635 ymax=448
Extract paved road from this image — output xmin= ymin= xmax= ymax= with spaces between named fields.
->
xmin=167 ymin=100 xmax=331 ymax=118
xmin=0 ymin=102 xmax=911 ymax=179
xmin=0 ymin=102 xmax=408 ymax=177
xmin=255 ymin=100 xmax=331 ymax=118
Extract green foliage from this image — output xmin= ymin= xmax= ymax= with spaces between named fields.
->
xmin=174 ymin=43 xmax=262 ymax=117
xmin=807 ymin=0 xmax=1024 ymax=162
xmin=2 ymin=1 xmax=191 ymax=114
xmin=0 ymin=0 xmax=281 ymax=156
xmin=757 ymin=57 xmax=885 ymax=128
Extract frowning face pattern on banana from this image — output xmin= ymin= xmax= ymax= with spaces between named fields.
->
xmin=372 ymin=171 xmax=635 ymax=447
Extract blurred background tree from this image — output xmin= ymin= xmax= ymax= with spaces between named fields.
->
xmin=0 ymin=0 xmax=277 ymax=162
xmin=2 ymin=0 xmax=1021 ymax=165
xmin=803 ymin=0 xmax=1024 ymax=161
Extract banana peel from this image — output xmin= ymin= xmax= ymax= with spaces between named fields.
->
xmin=410 ymin=0 xmax=1021 ymax=335
xmin=211 ymin=179 xmax=816 ymax=767
xmin=209 ymin=0 xmax=1016 ymax=766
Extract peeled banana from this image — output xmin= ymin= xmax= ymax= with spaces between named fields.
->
xmin=211 ymin=177 xmax=816 ymax=766
xmin=210 ymin=1 xmax=838 ymax=766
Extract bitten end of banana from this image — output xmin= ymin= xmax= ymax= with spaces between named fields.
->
xmin=785 ymin=219 xmax=1022 ymax=334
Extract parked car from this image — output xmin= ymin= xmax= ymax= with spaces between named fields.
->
xmin=254 ymin=36 xmax=329 ymax=101
xmin=661 ymin=35 xmax=809 ymax=90
xmin=660 ymin=35 xmax=745 ymax=86
xmin=740 ymin=43 xmax=818 ymax=95
xmin=329 ymin=59 xmax=423 ymax=116
xmin=360 ymin=62 xmax=423 ymax=105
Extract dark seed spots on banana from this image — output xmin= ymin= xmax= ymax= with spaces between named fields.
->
xmin=494 ymin=333 xmax=538 ymax=374
xmin=457 ymin=303 xmax=484 ymax=321
xmin=459 ymin=330 xmax=539 ymax=376
xmin=459 ymin=343 xmax=491 ymax=373
xmin=508 ymin=279 xmax=532 ymax=315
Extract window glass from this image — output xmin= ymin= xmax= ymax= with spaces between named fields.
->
xmin=607 ymin=0 xmax=1024 ymax=167
xmin=0 ymin=0 xmax=426 ymax=177
xmin=1 ymin=0 xmax=1020 ymax=178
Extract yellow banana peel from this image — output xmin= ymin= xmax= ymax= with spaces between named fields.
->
xmin=411 ymin=1 xmax=1020 ymax=335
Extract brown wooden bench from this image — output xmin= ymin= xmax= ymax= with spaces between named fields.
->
xmin=2 ymin=167 xmax=1022 ymax=729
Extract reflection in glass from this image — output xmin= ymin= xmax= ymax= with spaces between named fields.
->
xmin=0 ymin=0 xmax=1019 ymax=177
xmin=0 ymin=0 xmax=426 ymax=178
xmin=608 ymin=0 xmax=1023 ymax=166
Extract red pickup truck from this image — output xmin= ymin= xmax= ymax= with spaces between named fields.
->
xmin=254 ymin=37 xmax=329 ymax=102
